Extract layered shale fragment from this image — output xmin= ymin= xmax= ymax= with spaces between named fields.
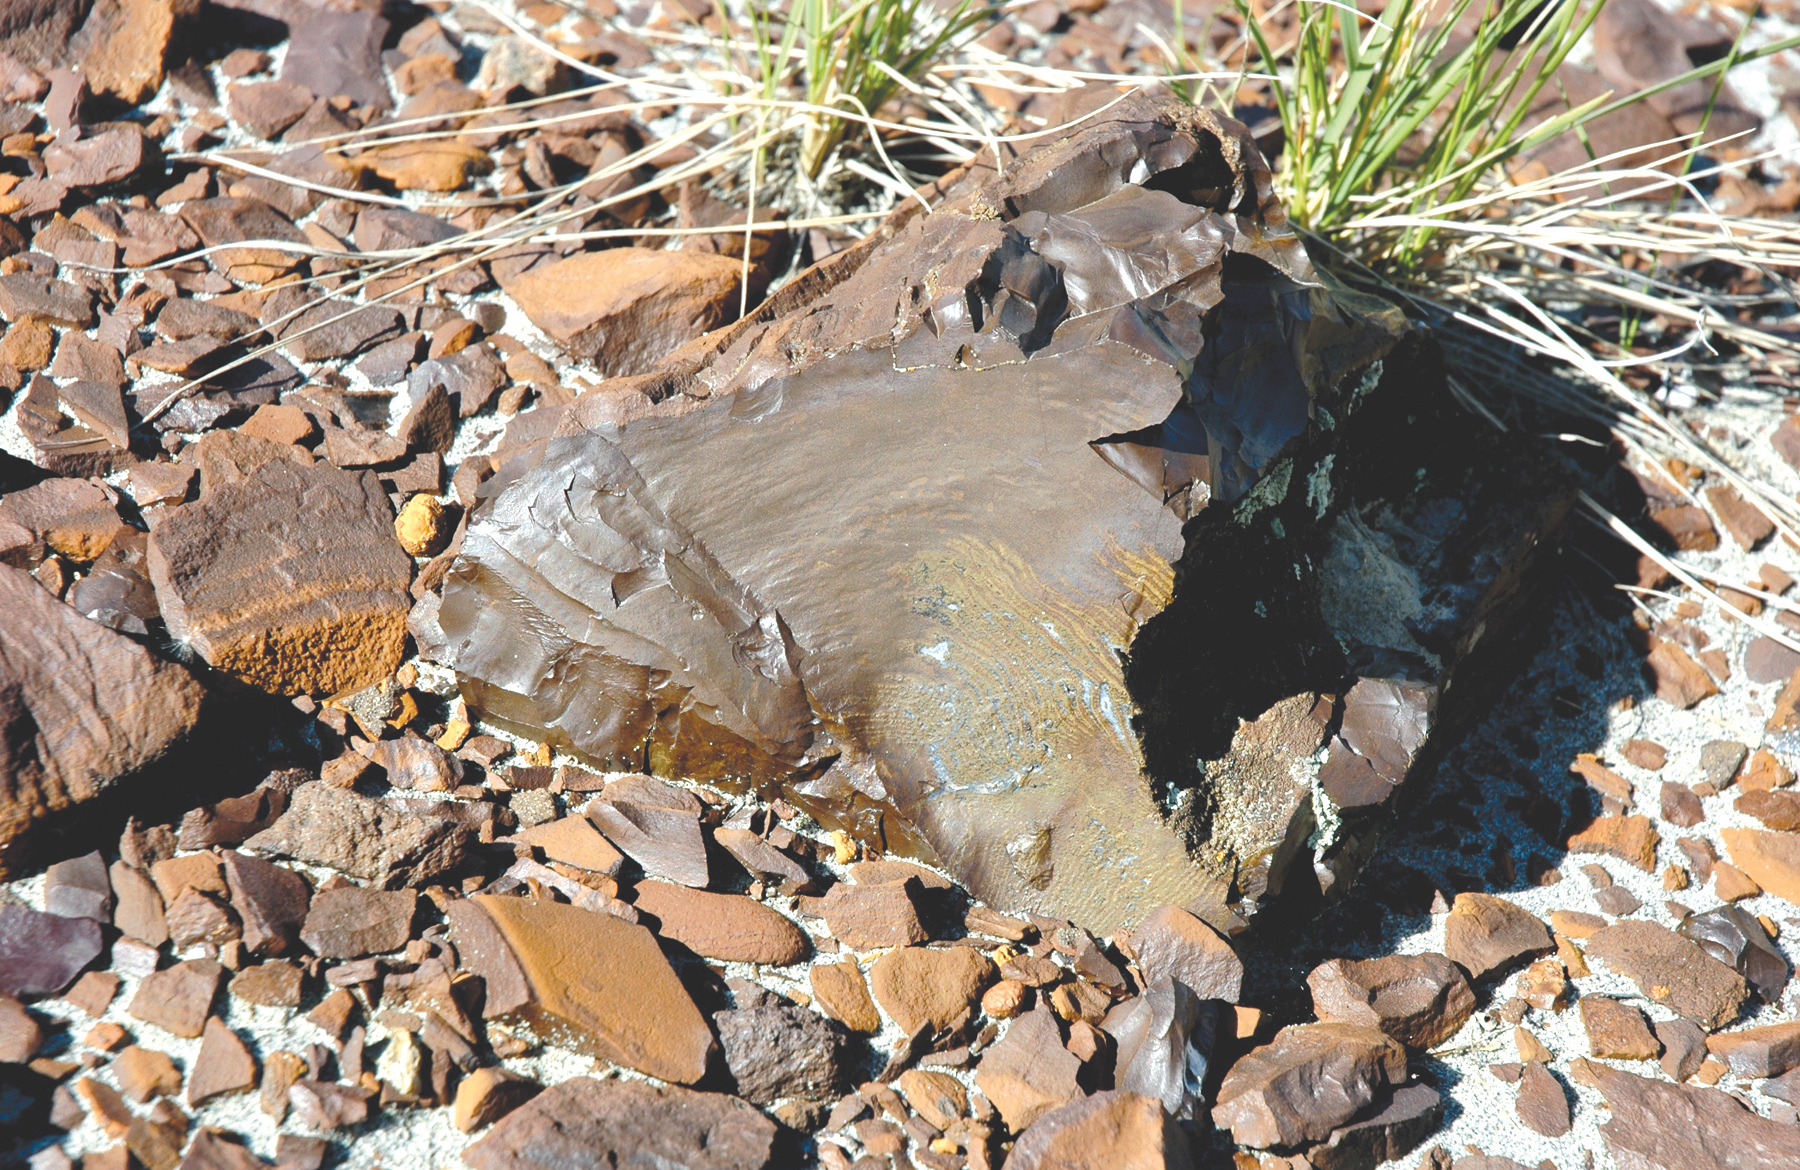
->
xmin=437 ymin=94 xmax=1572 ymax=935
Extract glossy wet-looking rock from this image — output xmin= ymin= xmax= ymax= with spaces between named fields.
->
xmin=437 ymin=93 xmax=1573 ymax=936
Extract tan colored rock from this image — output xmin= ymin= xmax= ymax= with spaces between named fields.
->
xmin=394 ymin=494 xmax=452 ymax=557
xmin=454 ymin=1066 xmax=540 ymax=1133
xmin=629 ymin=882 xmax=810 ymax=966
xmin=1705 ymin=1021 xmax=1800 ymax=1079
xmin=1647 ymin=637 xmax=1719 ymax=708
xmin=982 ymin=978 xmax=1029 ymax=1020
xmin=113 ymin=1045 xmax=181 ymax=1103
xmin=1587 ymin=921 xmax=1749 ymax=1030
xmin=0 ymin=567 xmax=203 ymax=878
xmin=809 ymin=958 xmax=880 ymax=1033
xmin=1569 ymin=815 xmax=1660 ymax=872
xmin=896 ymin=1068 xmax=967 ymax=1130
xmin=1211 ymin=1023 xmax=1407 ymax=1149
xmin=0 ymin=993 xmax=43 ymax=1062
xmin=367 ymin=141 xmax=491 ymax=191
xmin=816 ymin=876 xmax=928 ymax=950
xmin=1721 ymin=828 xmax=1800 ymax=904
xmin=448 ymin=894 xmax=714 ymax=1083
xmin=504 ymin=248 xmax=742 ymax=376
xmin=147 ymin=457 xmax=413 ymax=695
xmin=1580 ymin=996 xmax=1659 ymax=1060
xmin=869 ymin=945 xmax=995 ymax=1039
xmin=80 ymin=0 xmax=180 ymax=105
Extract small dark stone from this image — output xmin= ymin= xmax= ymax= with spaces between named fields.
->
xmin=1680 ymin=905 xmax=1790 ymax=1001
xmin=0 ymin=902 xmax=102 ymax=997
xmin=44 ymin=851 xmax=113 ymax=922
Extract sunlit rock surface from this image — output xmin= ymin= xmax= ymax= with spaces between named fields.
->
xmin=436 ymin=94 xmax=1569 ymax=935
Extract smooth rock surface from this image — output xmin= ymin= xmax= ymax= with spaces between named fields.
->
xmin=1211 ymin=1022 xmax=1407 ymax=1149
xmin=1308 ymin=952 xmax=1474 ymax=1049
xmin=462 ymin=1076 xmax=777 ymax=1170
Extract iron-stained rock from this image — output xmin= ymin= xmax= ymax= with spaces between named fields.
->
xmin=1211 ymin=1022 xmax=1407 ymax=1149
xmin=244 ymin=784 xmax=477 ymax=889
xmin=1587 ymin=921 xmax=1750 ymax=1030
xmin=1442 ymin=894 xmax=1552 ymax=981
xmin=1308 ymin=953 xmax=1474 ymax=1049
xmin=1579 ymin=1057 xmax=1800 ymax=1169
xmin=1006 ymin=1089 xmax=1192 ymax=1169
xmin=463 ymin=1077 xmax=776 ymax=1170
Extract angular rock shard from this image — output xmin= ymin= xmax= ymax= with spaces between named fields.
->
xmin=440 ymin=94 xmax=1572 ymax=936
xmin=463 ymin=1077 xmax=777 ymax=1170
xmin=0 ymin=566 xmax=204 ymax=877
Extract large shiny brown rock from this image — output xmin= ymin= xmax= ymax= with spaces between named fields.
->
xmin=448 ymin=894 xmax=714 ymax=1084
xmin=1211 ymin=1023 xmax=1407 ymax=1150
xmin=1308 ymin=953 xmax=1474 ymax=1050
xmin=0 ymin=565 xmax=203 ymax=877
xmin=1125 ymin=904 xmax=1243 ymax=1002
xmin=441 ymin=94 xmax=1569 ymax=937
xmin=464 ymin=1076 xmax=776 ymax=1170
xmin=629 ymin=882 xmax=809 ymax=966
xmin=147 ymin=456 xmax=412 ymax=695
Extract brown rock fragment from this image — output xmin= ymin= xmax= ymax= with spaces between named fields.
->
xmin=453 ymin=1066 xmax=540 ymax=1133
xmin=165 ymin=887 xmax=242 ymax=951
xmin=462 ymin=1077 xmax=777 ymax=1170
xmin=512 ymin=815 xmax=626 ymax=876
xmin=127 ymin=958 xmax=223 ymax=1039
xmin=1622 ymin=739 xmax=1667 ymax=770
xmin=1720 ymin=828 xmax=1800 ymax=904
xmin=244 ymin=783 xmax=478 ymax=889
xmin=185 ymin=1016 xmax=258 ymax=1107
xmin=1210 ymin=1022 xmax=1407 ymax=1149
xmin=448 ymin=895 xmax=714 ymax=1084
xmin=868 ymin=945 xmax=995 ymax=1040
xmin=230 ymin=961 xmax=303 ymax=1008
xmin=0 ymin=567 xmax=204 ymax=878
xmin=1124 ymin=904 xmax=1243 ymax=1002
xmin=1569 ymin=815 xmax=1659 ymax=871
xmin=1580 ymin=996 xmax=1660 ymax=1060
xmin=0 ymin=993 xmax=44 ymax=1062
xmin=1580 ymin=1058 xmax=1800 ymax=1169
xmin=504 ymin=249 xmax=742 ymax=375
xmin=1707 ymin=484 xmax=1775 ymax=550
xmin=147 ymin=458 xmax=413 ymax=695
xmin=1307 ymin=953 xmax=1474 ymax=1049
xmin=299 ymin=887 xmax=416 ymax=959
xmin=1648 ymin=504 xmax=1717 ymax=551
xmin=220 ymin=851 xmax=309 ymax=956
xmin=815 ymin=877 xmax=928 ymax=950
xmin=1656 ymin=1017 xmax=1707 ymax=1081
xmin=974 ymin=1005 xmax=1085 ymax=1132
xmin=1515 ymin=1061 xmax=1570 ymax=1137
xmin=1442 ymin=894 xmax=1553 ymax=981
xmin=288 ymin=1080 xmax=373 ymax=1130
xmin=1587 ymin=921 xmax=1749 ymax=1030
xmin=629 ymin=882 xmax=809 ymax=966
xmin=1006 ymin=1089 xmax=1191 ymax=1169
xmin=66 ymin=971 xmax=119 ymax=1018
xmin=1662 ymin=782 xmax=1704 ymax=828
xmin=1705 ymin=1022 xmax=1800 ymax=1079
xmin=1647 ymin=637 xmax=1719 ymax=708
xmin=1715 ymin=862 xmax=1762 ymax=902
xmin=113 ymin=1045 xmax=181 ymax=1102
xmin=583 ymin=776 xmax=709 ymax=888
xmin=810 ymin=959 xmax=880 ymax=1033
xmin=712 ymin=827 xmax=816 ymax=894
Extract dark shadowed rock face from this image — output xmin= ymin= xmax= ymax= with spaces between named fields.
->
xmin=439 ymin=94 xmax=1570 ymax=936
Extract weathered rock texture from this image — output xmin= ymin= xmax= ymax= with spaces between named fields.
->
xmin=0 ymin=565 xmax=203 ymax=876
xmin=148 ymin=457 xmax=412 ymax=695
xmin=438 ymin=94 xmax=1572 ymax=935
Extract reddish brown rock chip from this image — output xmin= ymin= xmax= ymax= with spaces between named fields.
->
xmin=868 ymin=945 xmax=995 ymax=1040
xmin=712 ymin=827 xmax=817 ymax=894
xmin=147 ymin=457 xmax=413 ymax=696
xmin=1735 ymin=789 xmax=1800 ymax=831
xmin=1305 ymin=1082 xmax=1444 ymax=1170
xmin=1647 ymin=505 xmax=1718 ymax=552
xmin=230 ymin=961 xmax=303 ymax=1008
xmin=0 ymin=993 xmax=43 ymax=1062
xmin=1580 ymin=1057 xmax=1800 ymax=1169
xmin=1662 ymin=782 xmax=1705 ymax=828
xmin=1720 ymin=828 xmax=1800 ymax=904
xmin=0 ymin=902 xmax=103 ymax=998
xmin=1646 ymin=637 xmax=1720 ymax=708
xmin=809 ymin=959 xmax=880 ymax=1033
xmin=629 ymin=882 xmax=809 ymax=966
xmin=512 ymin=815 xmax=626 ymax=877
xmin=175 ymin=1128 xmax=271 ymax=1170
xmin=974 ymin=1005 xmax=1086 ymax=1133
xmin=1707 ymin=484 xmax=1775 ymax=550
xmin=1007 ymin=1089 xmax=1191 ymax=1169
xmin=0 ymin=567 xmax=204 ymax=878
xmin=815 ymin=876 xmax=929 ymax=951
xmin=1211 ymin=1022 xmax=1407 ymax=1149
xmin=1307 ymin=952 xmax=1474 ymax=1050
xmin=127 ymin=958 xmax=224 ymax=1039
xmin=299 ymin=887 xmax=416 ymax=959
xmin=1515 ymin=1061 xmax=1570 ymax=1138
xmin=187 ymin=1016 xmax=258 ymax=1106
xmin=449 ymin=894 xmax=714 ymax=1084
xmin=1568 ymin=815 xmax=1660 ymax=872
xmin=1580 ymin=996 xmax=1660 ymax=1060
xmin=504 ymin=249 xmax=742 ymax=376
xmin=113 ymin=1045 xmax=181 ymax=1103
xmin=1586 ymin=921 xmax=1749 ymax=1030
xmin=1622 ymin=739 xmax=1667 ymax=770
xmin=1705 ymin=1021 xmax=1800 ymax=1079
xmin=583 ymin=775 xmax=709 ymax=888
xmin=1124 ymin=904 xmax=1244 ymax=1003
xmin=454 ymin=1066 xmax=541 ymax=1134
xmin=220 ymin=851 xmax=310 ymax=956
xmin=243 ymin=783 xmax=478 ymax=889
xmin=1442 ymin=894 xmax=1553 ymax=981
xmin=464 ymin=1076 xmax=776 ymax=1170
